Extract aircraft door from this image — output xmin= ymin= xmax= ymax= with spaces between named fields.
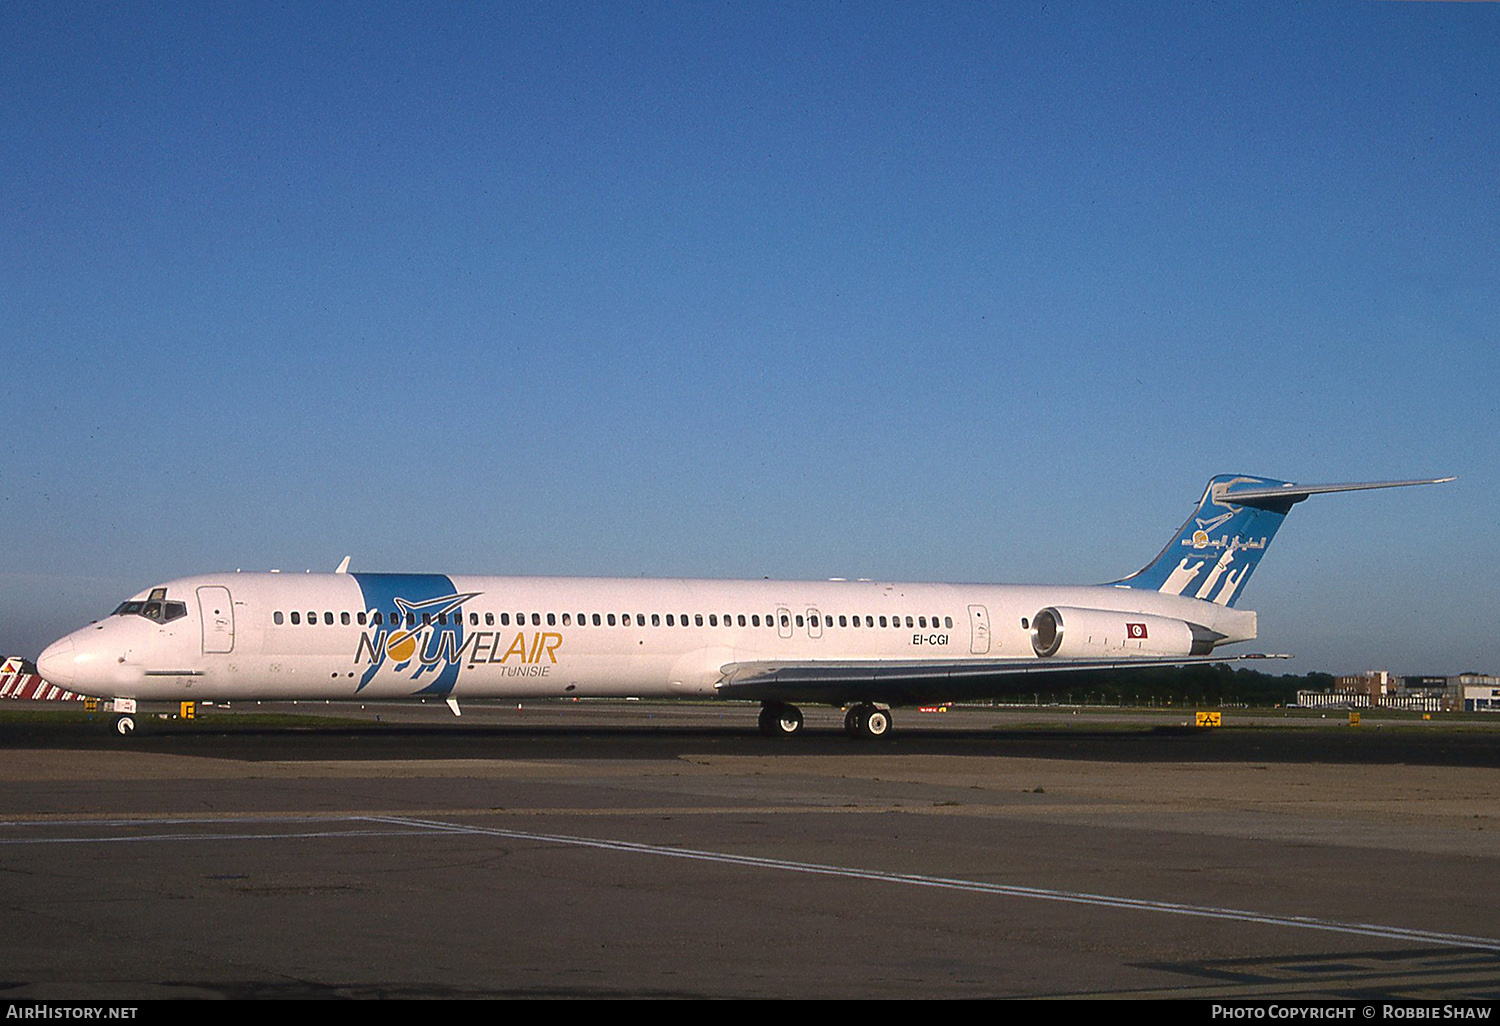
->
xmin=968 ymin=604 xmax=991 ymax=654
xmin=776 ymin=606 xmax=793 ymax=639
xmin=805 ymin=608 xmax=823 ymax=639
xmin=198 ymin=586 xmax=235 ymax=654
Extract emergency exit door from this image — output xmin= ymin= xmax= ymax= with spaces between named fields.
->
xmin=968 ymin=604 xmax=991 ymax=654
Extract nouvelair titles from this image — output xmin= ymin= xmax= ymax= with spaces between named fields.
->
xmin=356 ymin=629 xmax=563 ymax=676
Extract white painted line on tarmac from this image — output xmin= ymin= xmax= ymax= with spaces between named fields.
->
xmin=372 ymin=814 xmax=1500 ymax=953
xmin=5 ymin=811 xmax=1498 ymax=953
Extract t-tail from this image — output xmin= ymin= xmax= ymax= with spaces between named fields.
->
xmin=1110 ymin=474 xmax=1454 ymax=608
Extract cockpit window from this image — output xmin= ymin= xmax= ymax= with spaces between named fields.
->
xmin=113 ymin=598 xmax=187 ymax=623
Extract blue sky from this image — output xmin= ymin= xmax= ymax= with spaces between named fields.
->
xmin=2 ymin=3 xmax=1496 ymax=674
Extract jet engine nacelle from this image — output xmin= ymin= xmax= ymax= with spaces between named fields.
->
xmin=1030 ymin=606 xmax=1212 ymax=659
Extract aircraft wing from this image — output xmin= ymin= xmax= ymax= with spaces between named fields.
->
xmin=715 ymin=653 xmax=1285 ymax=705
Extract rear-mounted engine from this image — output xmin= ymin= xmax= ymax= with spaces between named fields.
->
xmin=1030 ymin=606 xmax=1219 ymax=658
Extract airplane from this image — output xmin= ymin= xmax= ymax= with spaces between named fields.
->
xmin=34 ymin=473 xmax=1452 ymax=738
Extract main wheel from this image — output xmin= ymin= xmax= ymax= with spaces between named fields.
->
xmin=844 ymin=703 xmax=892 ymax=740
xmin=758 ymin=703 xmax=803 ymax=738
xmin=862 ymin=706 xmax=892 ymax=738
xmin=112 ymin=714 xmax=135 ymax=736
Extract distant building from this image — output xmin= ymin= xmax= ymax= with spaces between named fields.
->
xmin=1301 ymin=671 xmax=1495 ymax=712
xmin=1458 ymin=673 xmax=1500 ymax=712
xmin=1334 ymin=671 xmax=1389 ymax=702
xmin=1380 ymin=692 xmax=1445 ymax=712
xmin=1296 ymin=688 xmax=1371 ymax=710
xmin=1397 ymin=675 xmax=1461 ymax=711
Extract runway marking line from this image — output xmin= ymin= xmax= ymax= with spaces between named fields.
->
xmin=2 ymin=811 xmax=1498 ymax=954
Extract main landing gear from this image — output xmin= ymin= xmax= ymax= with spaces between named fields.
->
xmin=757 ymin=702 xmax=894 ymax=739
xmin=843 ymin=703 xmax=892 ymax=740
xmin=758 ymin=702 xmax=804 ymax=738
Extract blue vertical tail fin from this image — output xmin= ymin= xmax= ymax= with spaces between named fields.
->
xmin=1110 ymin=474 xmax=1454 ymax=607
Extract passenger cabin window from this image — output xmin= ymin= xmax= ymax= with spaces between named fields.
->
xmin=273 ymin=611 xmax=284 ymax=625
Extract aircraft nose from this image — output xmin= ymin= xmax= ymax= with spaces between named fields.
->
xmin=36 ymin=637 xmax=75 ymax=688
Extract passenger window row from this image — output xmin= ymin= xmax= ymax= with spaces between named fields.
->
xmin=269 ymin=610 xmax=957 ymax=630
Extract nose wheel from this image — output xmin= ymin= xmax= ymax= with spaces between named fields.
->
xmin=112 ymin=714 xmax=136 ymax=736
xmin=844 ymin=703 xmax=892 ymax=739
xmin=758 ymin=702 xmax=804 ymax=738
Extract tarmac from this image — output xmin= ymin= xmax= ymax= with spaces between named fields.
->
xmin=1 ymin=701 xmax=1498 ymax=999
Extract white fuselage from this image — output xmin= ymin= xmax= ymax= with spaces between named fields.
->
xmin=38 ymin=572 xmax=1257 ymax=704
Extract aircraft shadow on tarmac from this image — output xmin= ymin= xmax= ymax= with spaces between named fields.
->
xmin=3 ymin=717 xmax=1499 ymax=767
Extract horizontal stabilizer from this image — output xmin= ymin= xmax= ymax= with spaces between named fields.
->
xmin=1215 ymin=477 xmax=1455 ymax=509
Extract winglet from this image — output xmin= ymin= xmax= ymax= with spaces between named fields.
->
xmin=335 ymin=556 xmax=351 ymax=574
